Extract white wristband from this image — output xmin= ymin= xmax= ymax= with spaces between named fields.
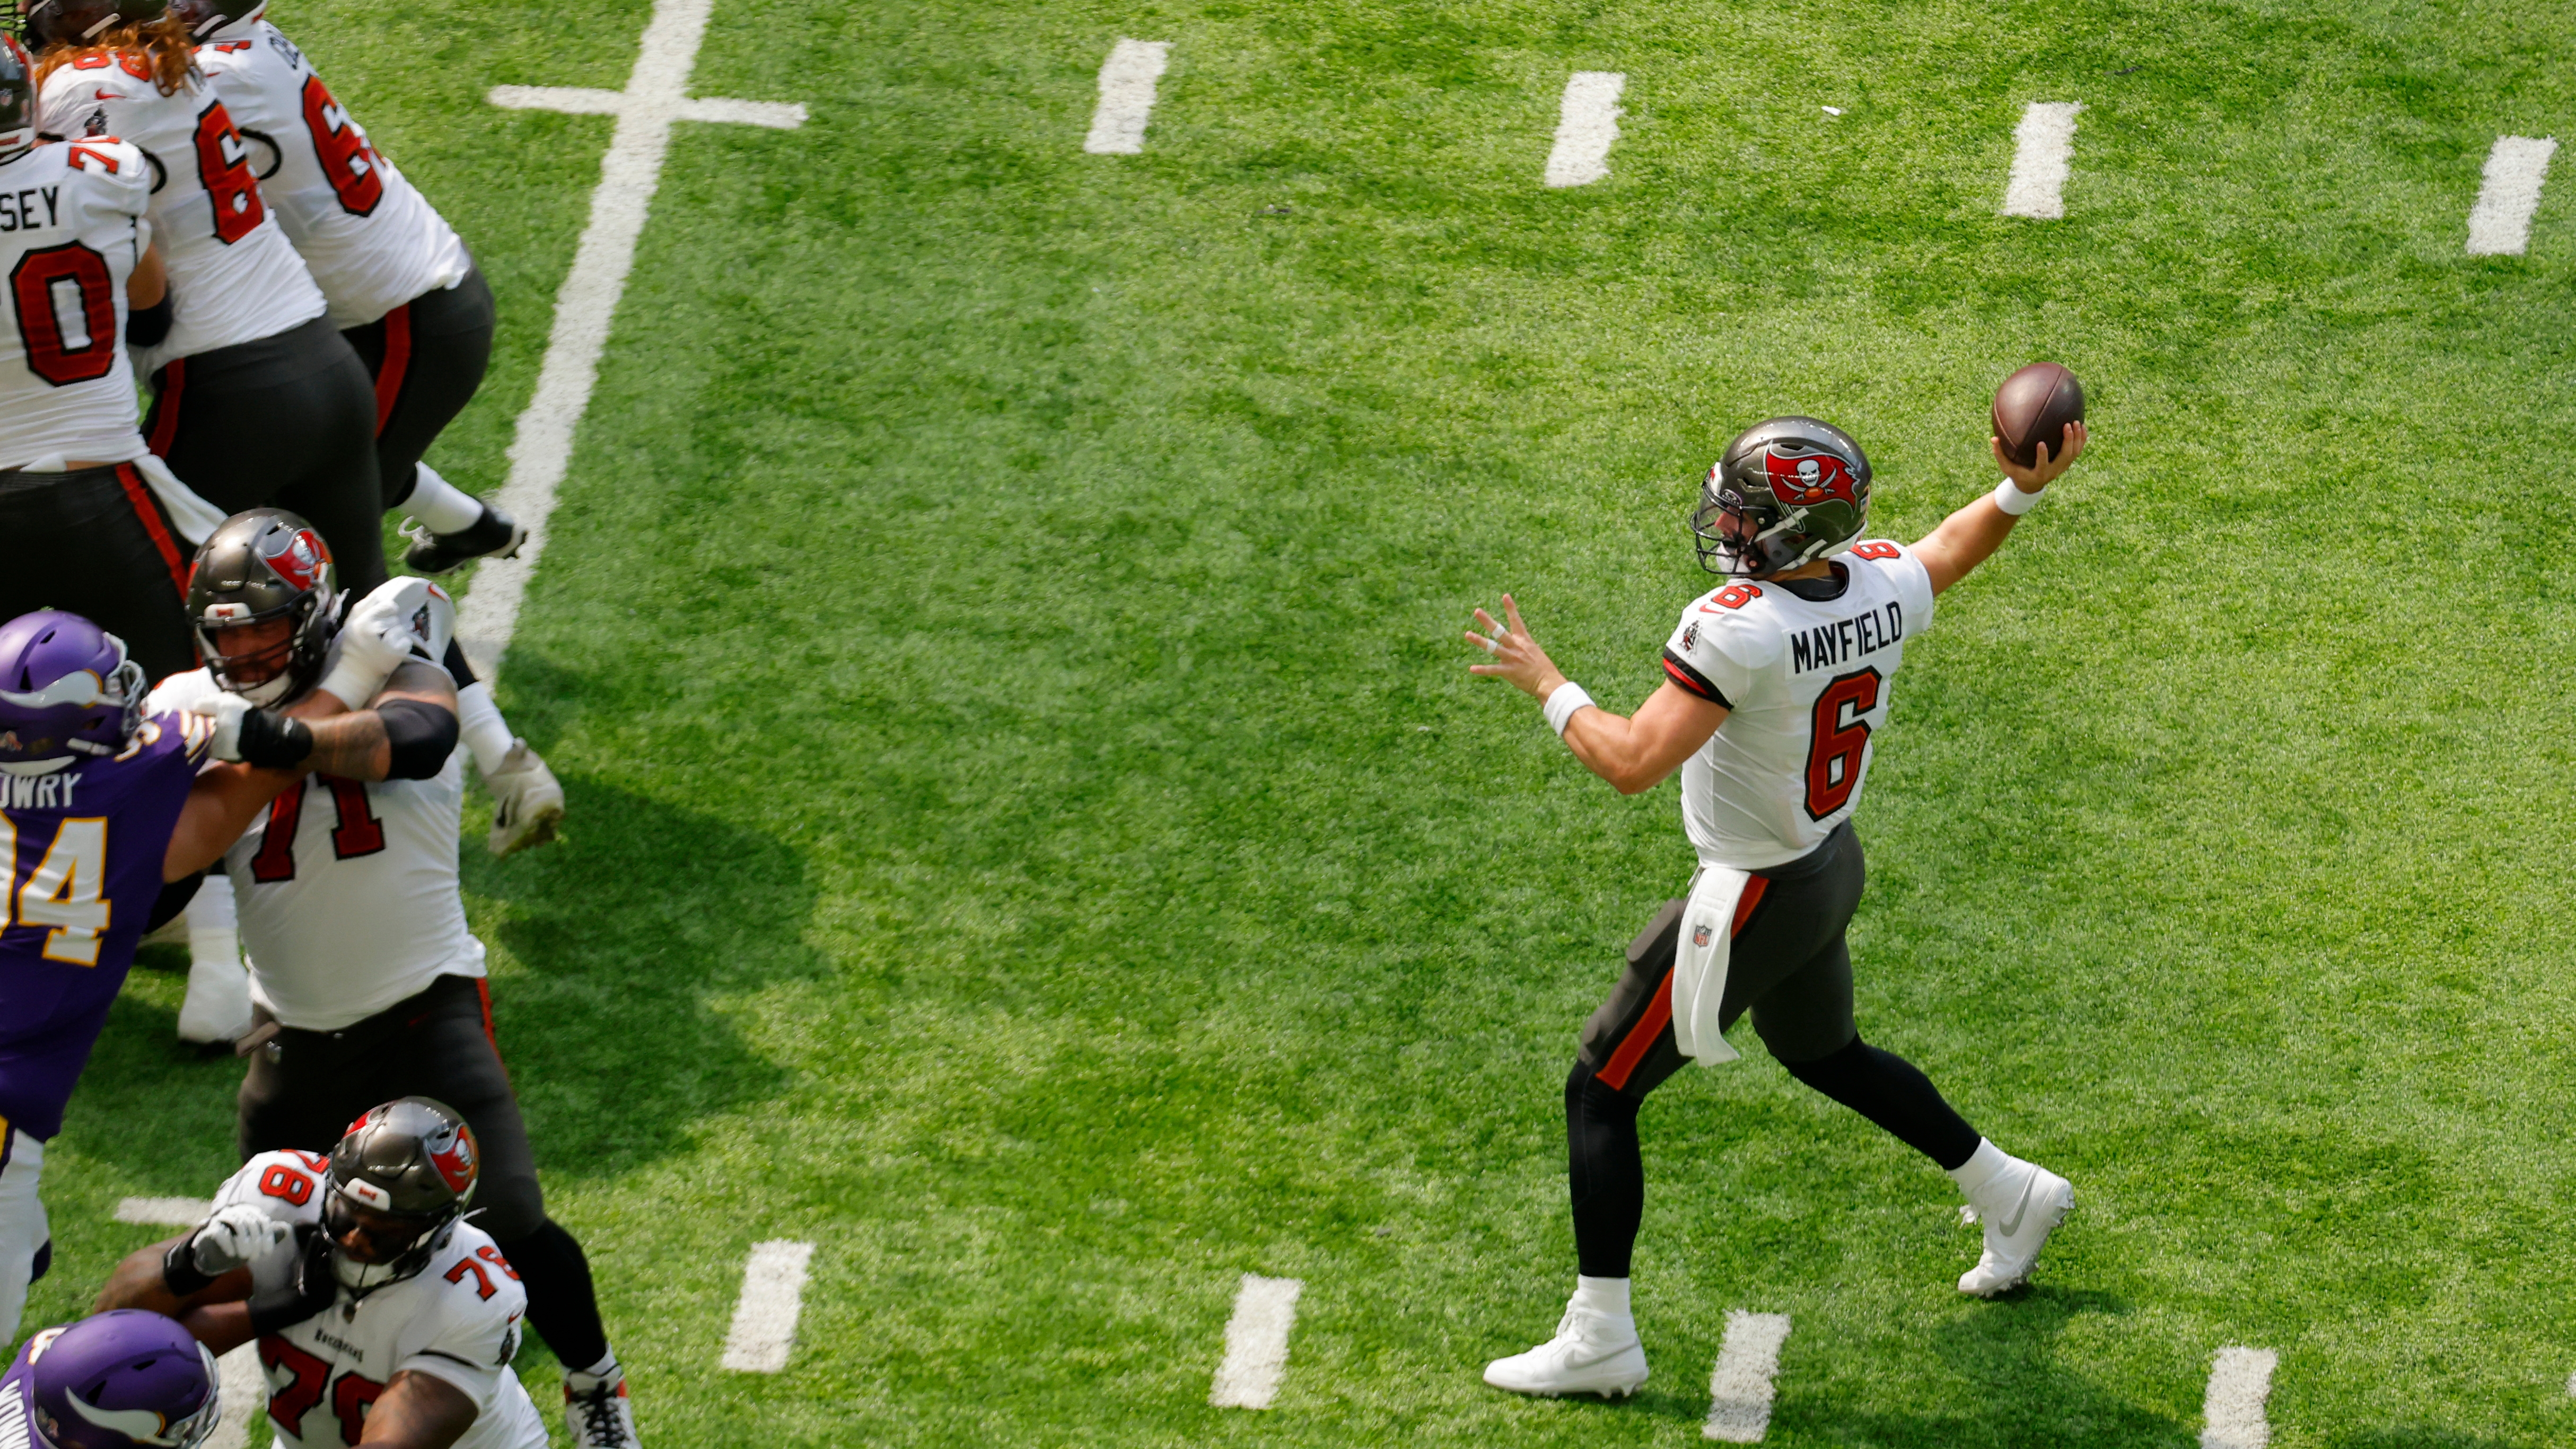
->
xmin=1992 ymin=477 xmax=2045 ymax=516
xmin=1544 ymin=681 xmax=1596 ymax=736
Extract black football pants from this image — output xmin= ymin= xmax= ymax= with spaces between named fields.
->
xmin=237 ymin=972 xmax=610 ymax=1368
xmin=0 ymin=463 xmax=197 ymax=682
xmin=341 ymin=266 xmax=494 ymax=512
xmin=144 ymin=315 xmax=387 ymax=594
xmin=1566 ymin=823 xmax=1983 ymax=1278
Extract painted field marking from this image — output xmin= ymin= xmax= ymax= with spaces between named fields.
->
xmin=720 ymin=1240 xmax=816 ymax=1372
xmin=1208 ymin=1273 xmax=1302 ymax=1409
xmin=1084 ymin=39 xmax=1170 ymax=154
xmin=2200 ymin=1345 xmax=2278 ymax=1449
xmin=203 ymin=1343 xmax=266 ymax=1449
xmin=112 ymin=1196 xmax=209 ymax=1225
xmin=1544 ymin=71 xmax=1625 ymax=188
xmin=1703 ymin=1311 xmax=1792 ymax=1443
xmin=2466 ymin=135 xmax=2557 ymax=256
xmin=2001 ymin=101 xmax=2083 ymax=218
xmin=461 ymin=0 xmax=807 ymax=679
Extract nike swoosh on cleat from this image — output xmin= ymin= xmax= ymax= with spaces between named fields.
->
xmin=1997 ymin=1176 xmax=2037 ymax=1237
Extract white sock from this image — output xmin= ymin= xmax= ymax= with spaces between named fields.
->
xmin=408 ymin=462 xmax=485 ymax=534
xmin=565 ymin=1349 xmax=620 ymax=1387
xmin=455 ymin=681 xmax=516 ymax=777
xmin=186 ymin=874 xmax=238 ymax=967
xmin=1570 ymin=1275 xmax=1631 ymax=1320
xmin=1947 ymin=1138 xmax=2012 ymax=1199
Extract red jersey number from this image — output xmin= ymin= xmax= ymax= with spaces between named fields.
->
xmin=249 ymin=776 xmax=385 ymax=882
xmin=8 ymin=243 xmax=117 ymax=387
xmin=193 ymin=100 xmax=265 ymax=243
xmin=1803 ymin=668 xmax=1881 ymax=820
xmin=1850 ymin=541 xmax=1902 ymax=561
xmin=258 ymin=1163 xmax=314 ymax=1206
xmin=1708 ymin=583 xmax=1763 ymax=611
xmin=300 ymin=75 xmax=384 ymax=216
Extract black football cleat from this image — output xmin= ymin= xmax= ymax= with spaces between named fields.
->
xmin=400 ymin=503 xmax=528 ymax=575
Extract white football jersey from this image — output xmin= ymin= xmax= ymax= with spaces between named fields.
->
xmin=196 ymin=24 xmax=468 ymax=328
xmin=37 ymin=51 xmax=325 ymax=372
xmin=0 ymin=137 xmax=153 ymax=468
xmin=211 ymin=1151 xmax=548 ymax=1449
xmin=1658 ymin=541 xmax=1938 ymax=869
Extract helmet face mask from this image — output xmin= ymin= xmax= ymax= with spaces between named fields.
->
xmin=0 ymin=35 xmax=36 ymax=164
xmin=321 ymin=1097 xmax=479 ymax=1297
xmin=1690 ymin=418 xmax=1873 ymax=579
xmin=185 ymin=511 xmax=344 ymax=707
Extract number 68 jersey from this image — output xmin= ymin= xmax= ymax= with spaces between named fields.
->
xmin=212 ymin=1151 xmax=548 ymax=1449
xmin=0 ymin=136 xmax=152 ymax=470
xmin=1658 ymin=541 xmax=1938 ymax=870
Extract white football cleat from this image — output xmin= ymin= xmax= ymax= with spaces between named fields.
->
xmin=485 ymin=738 xmax=566 ymax=858
xmin=1483 ymin=1306 xmax=1650 ymax=1399
xmin=176 ymin=955 xmax=253 ymax=1046
xmin=564 ymin=1369 xmax=639 ymax=1448
xmin=1957 ymin=1158 xmax=2073 ymax=1297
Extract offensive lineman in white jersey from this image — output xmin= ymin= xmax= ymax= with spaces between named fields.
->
xmin=150 ymin=512 xmax=643 ymax=1449
xmin=0 ymin=29 xmax=229 ymax=683
xmin=93 ymin=1096 xmax=549 ymax=1449
xmin=1466 ymin=414 xmax=2088 ymax=1399
xmin=29 ymin=0 xmax=390 ymax=594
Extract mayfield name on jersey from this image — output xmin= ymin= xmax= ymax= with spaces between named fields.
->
xmin=196 ymin=24 xmax=467 ymax=329
xmin=0 ymin=136 xmax=151 ymax=469
xmin=213 ymin=1151 xmax=547 ymax=1449
xmin=36 ymin=52 xmax=323 ymax=372
xmin=1659 ymin=540 xmax=1938 ymax=870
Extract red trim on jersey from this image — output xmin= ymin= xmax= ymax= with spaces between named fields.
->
xmin=1595 ymin=877 xmax=1772 ymax=1090
xmin=372 ymin=303 xmax=411 ymax=436
xmin=144 ymin=358 xmax=183 ymax=458
xmin=116 ymin=463 xmax=189 ymax=599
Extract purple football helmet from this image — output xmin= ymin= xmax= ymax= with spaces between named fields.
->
xmin=0 ymin=611 xmax=147 ymax=776
xmin=20 ymin=1311 xmax=221 ymax=1449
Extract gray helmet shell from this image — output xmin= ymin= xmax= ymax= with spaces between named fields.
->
xmin=1691 ymin=417 xmax=1873 ymax=578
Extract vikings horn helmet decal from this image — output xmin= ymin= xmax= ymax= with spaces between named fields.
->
xmin=1690 ymin=417 xmax=1874 ymax=578
xmin=21 ymin=1310 xmax=222 ymax=1449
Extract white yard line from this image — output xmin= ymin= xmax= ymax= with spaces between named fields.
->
xmin=203 ymin=1343 xmax=266 ymax=1449
xmin=458 ymin=0 xmax=807 ymax=679
xmin=1544 ymin=71 xmax=1625 ymax=188
xmin=2001 ymin=101 xmax=2083 ymax=218
xmin=1702 ymin=1311 xmax=1792 ymax=1442
xmin=1208 ymin=1273 xmax=1302 ymax=1409
xmin=2200 ymin=1345 xmax=2278 ymax=1449
xmin=720 ymin=1240 xmax=816 ymax=1372
xmin=2466 ymin=135 xmax=2557 ymax=256
xmin=112 ymin=1196 xmax=209 ymax=1225
xmin=1083 ymin=39 xmax=1171 ymax=155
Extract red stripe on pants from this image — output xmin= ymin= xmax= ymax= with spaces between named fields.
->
xmin=115 ymin=463 xmax=189 ymax=599
xmin=1594 ymin=875 xmax=1772 ymax=1091
xmin=372 ymin=303 xmax=411 ymax=436
xmin=144 ymin=358 xmax=184 ymax=458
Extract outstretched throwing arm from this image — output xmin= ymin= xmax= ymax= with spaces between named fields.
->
xmin=1911 ymin=420 xmax=2088 ymax=595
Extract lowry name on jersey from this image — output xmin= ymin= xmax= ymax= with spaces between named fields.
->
xmin=213 ymin=1150 xmax=547 ymax=1449
xmin=1658 ymin=540 xmax=1938 ymax=871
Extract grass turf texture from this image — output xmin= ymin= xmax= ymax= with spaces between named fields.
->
xmin=36 ymin=0 xmax=2576 ymax=1444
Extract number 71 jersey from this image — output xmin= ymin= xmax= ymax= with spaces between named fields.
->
xmin=0 ymin=137 xmax=151 ymax=470
xmin=1659 ymin=541 xmax=1938 ymax=870
xmin=213 ymin=1151 xmax=548 ymax=1449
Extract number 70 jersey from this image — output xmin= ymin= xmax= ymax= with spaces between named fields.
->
xmin=212 ymin=1151 xmax=547 ymax=1449
xmin=0 ymin=137 xmax=152 ymax=470
xmin=1658 ymin=541 xmax=1939 ymax=870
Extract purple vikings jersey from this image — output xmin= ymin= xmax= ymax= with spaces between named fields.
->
xmin=0 ymin=712 xmax=212 ymax=1139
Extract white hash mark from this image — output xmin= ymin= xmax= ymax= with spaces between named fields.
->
xmin=1209 ymin=1273 xmax=1302 ymax=1409
xmin=721 ymin=1240 xmax=817 ymax=1373
xmin=2002 ymin=101 xmax=2083 ymax=219
xmin=1545 ymin=71 xmax=1625 ymax=188
xmin=1703 ymin=1311 xmax=1792 ymax=1442
xmin=1084 ymin=39 xmax=1170 ymax=155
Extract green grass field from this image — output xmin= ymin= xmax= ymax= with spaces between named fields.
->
xmin=35 ymin=0 xmax=2576 ymax=1443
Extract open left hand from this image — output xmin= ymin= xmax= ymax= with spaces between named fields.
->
xmin=1464 ymin=595 xmax=1569 ymax=700
xmin=1991 ymin=418 xmax=2089 ymax=493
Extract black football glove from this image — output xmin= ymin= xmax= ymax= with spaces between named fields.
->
xmin=245 ymin=1224 xmax=340 ymax=1336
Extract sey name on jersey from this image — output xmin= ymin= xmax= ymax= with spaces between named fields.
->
xmin=0 ymin=771 xmax=80 ymax=810
xmin=0 ymin=187 xmax=62 ymax=232
xmin=1788 ymin=601 xmax=1905 ymax=675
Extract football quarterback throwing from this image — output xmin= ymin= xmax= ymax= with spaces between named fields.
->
xmin=1466 ymin=414 xmax=2087 ymax=1399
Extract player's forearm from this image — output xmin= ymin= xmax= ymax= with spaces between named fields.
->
xmin=359 ymin=1371 xmax=479 ymax=1448
xmin=1563 ymin=710 xmax=1678 ymax=795
xmin=298 ymin=712 xmax=393 ymax=781
xmin=94 ymin=1239 xmax=249 ymax=1319
xmin=164 ymin=763 xmax=303 ymax=881
xmin=180 ymin=1302 xmax=256 ymax=1355
xmin=1915 ymin=494 xmax=2021 ymax=596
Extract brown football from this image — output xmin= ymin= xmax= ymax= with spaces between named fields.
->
xmin=1992 ymin=362 xmax=2085 ymax=468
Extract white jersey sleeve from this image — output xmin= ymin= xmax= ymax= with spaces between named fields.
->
xmin=206 ymin=1148 xmax=328 ymax=1294
xmin=196 ymin=24 xmax=468 ymax=328
xmin=0 ymin=138 xmax=153 ymax=468
xmin=37 ymin=53 xmax=325 ymax=371
xmin=1660 ymin=581 xmax=1783 ymax=709
xmin=388 ymin=1227 xmax=527 ymax=1410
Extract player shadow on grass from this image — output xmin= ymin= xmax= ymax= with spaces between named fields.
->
xmin=2326 ymin=1433 xmax=2520 ymax=1448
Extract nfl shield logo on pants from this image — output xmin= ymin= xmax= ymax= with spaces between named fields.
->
xmin=1692 ymin=924 xmax=1712 ymax=947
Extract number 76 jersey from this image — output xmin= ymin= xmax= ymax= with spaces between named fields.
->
xmin=212 ymin=1151 xmax=548 ymax=1449
xmin=0 ymin=137 xmax=151 ymax=470
xmin=1658 ymin=540 xmax=1938 ymax=870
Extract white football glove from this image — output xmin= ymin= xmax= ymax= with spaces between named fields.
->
xmin=189 ymin=1202 xmax=293 ymax=1275
xmin=318 ymin=578 xmax=432 ymax=709
xmin=186 ymin=692 xmax=258 ymax=762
